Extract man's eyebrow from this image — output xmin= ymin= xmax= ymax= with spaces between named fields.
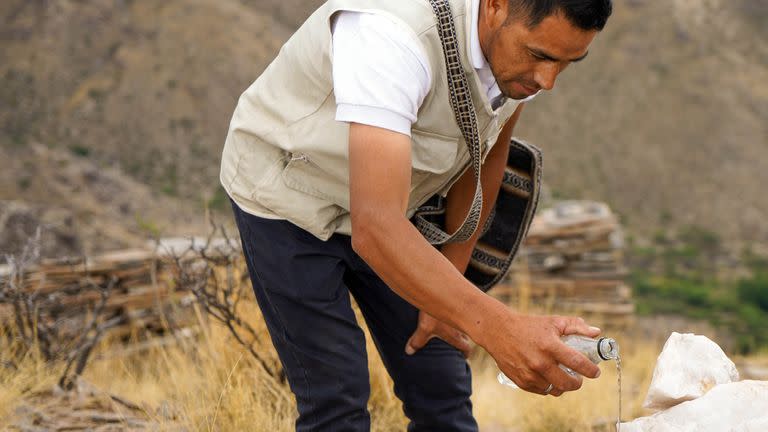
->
xmin=529 ymin=47 xmax=589 ymax=63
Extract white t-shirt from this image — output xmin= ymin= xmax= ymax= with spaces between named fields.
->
xmin=331 ymin=0 xmax=537 ymax=137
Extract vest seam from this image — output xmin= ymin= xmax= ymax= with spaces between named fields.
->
xmin=283 ymin=90 xmax=335 ymax=131
xmin=411 ymin=128 xmax=460 ymax=141
xmin=226 ymin=145 xmax=244 ymax=192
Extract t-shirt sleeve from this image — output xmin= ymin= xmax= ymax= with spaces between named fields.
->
xmin=331 ymin=11 xmax=432 ymax=137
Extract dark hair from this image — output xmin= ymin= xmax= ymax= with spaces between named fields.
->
xmin=507 ymin=0 xmax=613 ymax=31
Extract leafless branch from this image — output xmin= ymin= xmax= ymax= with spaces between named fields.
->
xmin=1 ymin=227 xmax=121 ymax=389
xmin=58 ymin=276 xmax=123 ymax=389
xmin=163 ymin=222 xmax=282 ymax=380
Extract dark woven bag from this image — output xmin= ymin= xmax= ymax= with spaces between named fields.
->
xmin=412 ymin=138 xmax=542 ymax=292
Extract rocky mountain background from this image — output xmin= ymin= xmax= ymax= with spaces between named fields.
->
xmin=1 ymin=0 xmax=766 ymax=257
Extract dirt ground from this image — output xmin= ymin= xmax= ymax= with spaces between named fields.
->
xmin=7 ymin=379 xmax=158 ymax=432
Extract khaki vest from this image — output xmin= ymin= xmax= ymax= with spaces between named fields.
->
xmin=220 ymin=0 xmax=522 ymax=240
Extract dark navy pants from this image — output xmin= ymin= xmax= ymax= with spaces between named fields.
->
xmin=231 ymin=201 xmax=478 ymax=432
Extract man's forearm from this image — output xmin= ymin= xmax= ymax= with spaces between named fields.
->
xmin=440 ymin=129 xmax=512 ymax=272
xmin=351 ymin=207 xmax=507 ymax=348
xmin=441 ymin=106 xmax=521 ymax=272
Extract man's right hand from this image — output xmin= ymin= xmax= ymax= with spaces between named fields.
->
xmin=478 ymin=308 xmax=602 ymax=397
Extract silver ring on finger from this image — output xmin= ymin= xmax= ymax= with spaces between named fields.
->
xmin=544 ymin=383 xmax=554 ymax=394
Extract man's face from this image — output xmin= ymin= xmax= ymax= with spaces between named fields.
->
xmin=479 ymin=1 xmax=599 ymax=100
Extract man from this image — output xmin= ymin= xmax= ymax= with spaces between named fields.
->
xmin=220 ymin=0 xmax=612 ymax=430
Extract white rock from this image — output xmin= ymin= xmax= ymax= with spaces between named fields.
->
xmin=736 ymin=418 xmax=768 ymax=432
xmin=643 ymin=332 xmax=739 ymax=410
xmin=621 ymin=380 xmax=768 ymax=432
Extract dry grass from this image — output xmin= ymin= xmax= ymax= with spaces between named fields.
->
xmin=81 ymin=302 xmax=298 ymax=432
xmin=0 ymin=250 xmax=749 ymax=432
xmin=1 ymin=296 xmax=675 ymax=432
xmin=0 ymin=298 xmax=408 ymax=431
xmin=0 ymin=326 xmax=59 ymax=428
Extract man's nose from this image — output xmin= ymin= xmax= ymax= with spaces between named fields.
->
xmin=533 ymin=62 xmax=560 ymax=91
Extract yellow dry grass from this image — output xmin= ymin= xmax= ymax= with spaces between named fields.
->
xmin=0 ymin=298 xmax=746 ymax=432
xmin=1 ymin=304 xmax=663 ymax=432
xmin=0 ymin=324 xmax=57 ymax=428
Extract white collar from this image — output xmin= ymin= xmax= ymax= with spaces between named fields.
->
xmin=469 ymin=0 xmax=488 ymax=71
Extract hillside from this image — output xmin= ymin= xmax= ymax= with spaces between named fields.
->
xmin=1 ymin=0 xmax=766 ymax=254
xmin=515 ymin=0 xmax=768 ymax=246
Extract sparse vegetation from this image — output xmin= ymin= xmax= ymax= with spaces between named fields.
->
xmin=3 ymin=227 xmax=765 ymax=430
xmin=630 ymin=227 xmax=768 ymax=354
xmin=68 ymin=144 xmax=91 ymax=157
xmin=88 ymin=88 xmax=106 ymax=102
xmin=0 ymin=229 xmax=122 ymax=390
xmin=161 ymin=162 xmax=179 ymax=196
xmin=0 ymin=239 xmax=660 ymax=431
xmin=135 ymin=213 xmax=162 ymax=238
xmin=16 ymin=176 xmax=31 ymax=190
xmin=2 ymin=0 xmax=765 ymax=244
xmin=206 ymin=186 xmax=230 ymax=211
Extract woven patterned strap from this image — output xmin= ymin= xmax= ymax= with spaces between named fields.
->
xmin=413 ymin=0 xmax=484 ymax=245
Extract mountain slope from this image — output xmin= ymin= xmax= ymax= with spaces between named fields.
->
xmin=1 ymin=0 xmax=766 ymax=249
xmin=515 ymin=0 xmax=768 ymax=244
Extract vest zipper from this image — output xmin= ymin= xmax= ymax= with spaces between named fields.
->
xmin=290 ymin=153 xmax=310 ymax=163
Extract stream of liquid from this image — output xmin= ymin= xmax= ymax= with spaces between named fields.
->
xmin=616 ymin=355 xmax=622 ymax=432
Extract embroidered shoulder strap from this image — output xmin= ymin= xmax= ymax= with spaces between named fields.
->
xmin=412 ymin=0 xmax=484 ymax=245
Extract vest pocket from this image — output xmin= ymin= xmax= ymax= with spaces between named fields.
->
xmin=254 ymin=153 xmax=346 ymax=240
xmin=408 ymin=129 xmax=462 ymax=208
xmin=410 ymin=129 xmax=460 ymax=174
xmin=281 ymin=153 xmax=351 ymax=210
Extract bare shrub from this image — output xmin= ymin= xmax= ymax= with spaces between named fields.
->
xmin=160 ymin=220 xmax=284 ymax=381
xmin=0 ymin=228 xmax=124 ymax=389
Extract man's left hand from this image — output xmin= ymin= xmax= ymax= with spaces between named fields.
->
xmin=405 ymin=310 xmax=473 ymax=357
